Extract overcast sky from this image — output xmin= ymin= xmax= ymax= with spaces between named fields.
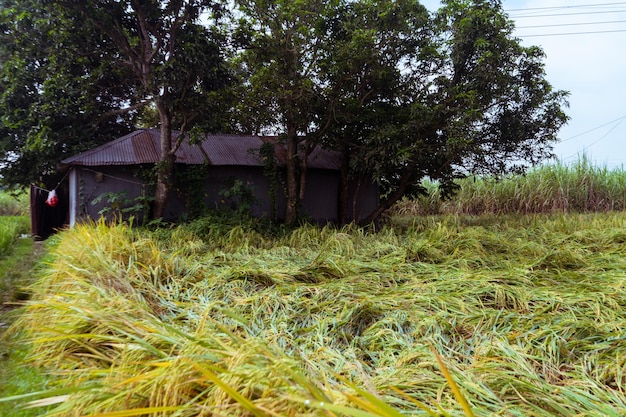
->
xmin=422 ymin=0 xmax=626 ymax=168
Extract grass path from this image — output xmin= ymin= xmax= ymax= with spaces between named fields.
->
xmin=0 ymin=234 xmax=50 ymax=417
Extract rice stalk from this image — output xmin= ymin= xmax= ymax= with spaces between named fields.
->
xmin=5 ymin=213 xmax=626 ymax=415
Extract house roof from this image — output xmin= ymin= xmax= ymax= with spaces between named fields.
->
xmin=60 ymin=129 xmax=340 ymax=170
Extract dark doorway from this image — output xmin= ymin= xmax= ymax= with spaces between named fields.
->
xmin=30 ymin=184 xmax=68 ymax=240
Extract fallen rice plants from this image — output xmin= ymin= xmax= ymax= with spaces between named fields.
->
xmin=2 ymin=213 xmax=626 ymax=416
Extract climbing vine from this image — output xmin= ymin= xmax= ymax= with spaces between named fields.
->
xmin=260 ymin=142 xmax=279 ymax=222
xmin=174 ymin=164 xmax=210 ymax=219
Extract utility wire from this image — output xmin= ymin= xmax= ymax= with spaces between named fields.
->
xmin=561 ymin=118 xmax=626 ymax=161
xmin=508 ymin=4 xmax=626 ymax=36
xmin=517 ymin=19 xmax=626 ymax=29
xmin=511 ymin=9 xmax=626 ymax=18
xmin=506 ymin=2 xmax=626 ymax=12
xmin=559 ymin=115 xmax=626 ymax=143
xmin=519 ymin=29 xmax=626 ymax=37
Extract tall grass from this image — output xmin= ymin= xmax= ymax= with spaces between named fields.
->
xmin=0 ymin=216 xmax=30 ymax=256
xmin=3 ymin=213 xmax=626 ymax=416
xmin=394 ymin=157 xmax=626 ymax=216
xmin=0 ymin=216 xmax=36 ymax=309
xmin=0 ymin=191 xmax=29 ymax=216
xmin=0 ymin=215 xmax=48 ymax=417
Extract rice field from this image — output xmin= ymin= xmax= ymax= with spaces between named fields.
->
xmin=3 ymin=212 xmax=626 ymax=416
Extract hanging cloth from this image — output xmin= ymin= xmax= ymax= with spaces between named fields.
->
xmin=45 ymin=189 xmax=59 ymax=207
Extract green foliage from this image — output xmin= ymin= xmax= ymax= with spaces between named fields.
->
xmin=0 ymin=0 xmax=136 ymax=189
xmin=0 ymin=341 xmax=53 ymax=417
xmin=218 ymin=178 xmax=256 ymax=217
xmin=233 ymin=0 xmax=568 ymax=224
xmin=0 ymin=191 xmax=29 ymax=216
xmin=0 ymin=216 xmax=37 ymax=320
xmin=260 ymin=142 xmax=279 ymax=222
xmin=174 ymin=164 xmax=210 ymax=220
xmin=4 ymin=213 xmax=626 ymax=415
xmin=0 ymin=217 xmax=50 ymax=417
xmin=0 ymin=216 xmax=30 ymax=257
xmin=394 ymin=157 xmax=626 ymax=216
xmin=91 ymin=191 xmax=154 ymax=223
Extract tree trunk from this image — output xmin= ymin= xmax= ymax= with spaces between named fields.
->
xmin=285 ymin=108 xmax=298 ymax=225
xmin=285 ymin=120 xmax=298 ymax=225
xmin=362 ymin=168 xmax=414 ymax=225
xmin=298 ymin=145 xmax=307 ymax=203
xmin=153 ymin=98 xmax=173 ymax=220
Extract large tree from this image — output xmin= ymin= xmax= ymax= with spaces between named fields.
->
xmin=234 ymin=0 xmax=334 ymax=225
xmin=0 ymin=0 xmax=136 ymax=189
xmin=357 ymin=0 xmax=569 ymax=223
xmin=316 ymin=0 xmax=433 ymax=224
xmin=53 ymin=0 xmax=231 ymax=219
xmin=234 ymin=0 xmax=567 ymax=225
xmin=1 ymin=0 xmax=231 ymax=218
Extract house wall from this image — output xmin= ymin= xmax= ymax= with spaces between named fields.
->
xmin=301 ymin=169 xmax=340 ymax=224
xmin=347 ymin=176 xmax=380 ymax=223
xmin=201 ymin=165 xmax=276 ymax=219
xmin=69 ymin=164 xmax=379 ymax=225
xmin=201 ymin=166 xmax=344 ymax=223
xmin=72 ymin=166 xmax=150 ymax=223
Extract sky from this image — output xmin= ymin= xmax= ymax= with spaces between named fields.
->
xmin=421 ymin=0 xmax=626 ymax=168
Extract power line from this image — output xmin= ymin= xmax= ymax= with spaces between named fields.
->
xmin=517 ymin=19 xmax=626 ymax=29
xmin=561 ymin=117 xmax=626 ymax=161
xmin=510 ymin=9 xmax=626 ymax=18
xmin=559 ymin=115 xmax=626 ymax=143
xmin=506 ymin=2 xmax=626 ymax=12
xmin=507 ymin=2 xmax=626 ymax=37
xmin=519 ymin=29 xmax=626 ymax=37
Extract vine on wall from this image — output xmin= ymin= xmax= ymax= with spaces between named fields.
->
xmin=174 ymin=164 xmax=210 ymax=219
xmin=260 ymin=142 xmax=278 ymax=222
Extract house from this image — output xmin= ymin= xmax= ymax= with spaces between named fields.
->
xmin=31 ymin=129 xmax=379 ymax=235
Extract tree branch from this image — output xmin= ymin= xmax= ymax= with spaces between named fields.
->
xmin=95 ymin=100 xmax=152 ymax=124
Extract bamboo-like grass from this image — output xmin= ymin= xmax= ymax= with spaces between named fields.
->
xmin=3 ymin=213 xmax=626 ymax=416
xmin=395 ymin=156 xmax=626 ymax=216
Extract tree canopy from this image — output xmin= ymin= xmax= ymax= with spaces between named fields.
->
xmin=0 ymin=0 xmax=568 ymax=224
xmin=0 ymin=0 xmax=136 ymax=188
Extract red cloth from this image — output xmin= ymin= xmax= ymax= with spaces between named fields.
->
xmin=46 ymin=190 xmax=59 ymax=207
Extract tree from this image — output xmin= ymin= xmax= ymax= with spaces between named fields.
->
xmin=0 ymin=0 xmax=232 ymax=218
xmin=0 ymin=0 xmax=136 ymax=189
xmin=316 ymin=0 xmax=433 ymax=224
xmin=50 ymin=0 xmax=232 ymax=219
xmin=234 ymin=0 xmax=567 ymax=226
xmin=351 ymin=0 xmax=569 ymax=223
xmin=234 ymin=0 xmax=334 ymax=224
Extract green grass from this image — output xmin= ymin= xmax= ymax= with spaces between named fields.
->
xmin=394 ymin=156 xmax=626 ymax=216
xmin=0 ymin=216 xmax=34 ymax=312
xmin=0 ymin=215 xmax=51 ymax=417
xmin=3 ymin=213 xmax=626 ymax=416
xmin=0 ymin=191 xmax=29 ymax=216
xmin=0 ymin=216 xmax=30 ymax=257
